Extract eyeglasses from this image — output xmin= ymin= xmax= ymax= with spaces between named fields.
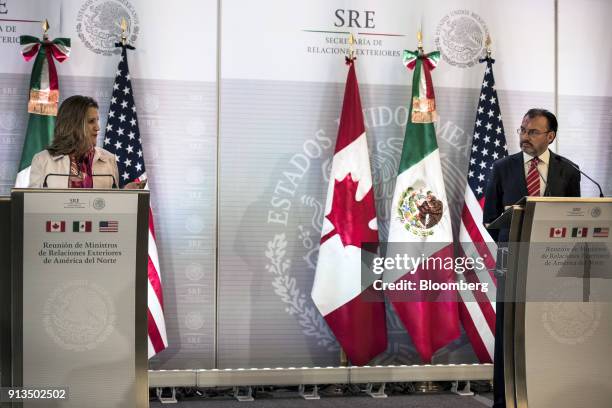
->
xmin=517 ymin=127 xmax=550 ymax=137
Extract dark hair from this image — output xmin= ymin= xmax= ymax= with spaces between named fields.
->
xmin=47 ymin=95 xmax=99 ymax=158
xmin=524 ymin=108 xmax=558 ymax=133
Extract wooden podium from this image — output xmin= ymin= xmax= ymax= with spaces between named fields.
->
xmin=5 ymin=189 xmax=150 ymax=407
xmin=0 ymin=196 xmax=11 ymax=390
xmin=489 ymin=197 xmax=612 ymax=408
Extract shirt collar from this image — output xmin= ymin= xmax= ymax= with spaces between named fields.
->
xmin=93 ymin=148 xmax=110 ymax=163
xmin=52 ymin=147 xmax=107 ymax=162
xmin=523 ymin=149 xmax=550 ymax=165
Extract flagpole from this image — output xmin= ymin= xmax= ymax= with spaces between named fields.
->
xmin=313 ymin=28 xmax=388 ymax=370
xmin=338 ymin=31 xmax=355 ymax=369
xmin=413 ymin=28 xmax=444 ymax=394
xmin=105 ymin=16 xmax=168 ymax=358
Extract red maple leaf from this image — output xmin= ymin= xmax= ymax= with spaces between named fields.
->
xmin=321 ymin=173 xmax=378 ymax=248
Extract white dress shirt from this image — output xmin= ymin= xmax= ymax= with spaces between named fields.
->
xmin=523 ymin=149 xmax=550 ymax=196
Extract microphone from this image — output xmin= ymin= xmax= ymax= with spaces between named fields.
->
xmin=43 ymin=173 xmax=118 ymax=189
xmin=534 ymin=164 xmax=549 ymax=196
xmin=555 ymin=155 xmax=604 ymax=198
xmin=43 ymin=173 xmax=70 ymax=188
xmin=93 ymin=174 xmax=118 ymax=189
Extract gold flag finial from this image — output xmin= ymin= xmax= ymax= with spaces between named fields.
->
xmin=42 ymin=19 xmax=50 ymax=40
xmin=485 ymin=34 xmax=492 ymax=57
xmin=348 ymin=33 xmax=356 ymax=59
xmin=417 ymin=30 xmax=423 ymax=55
xmin=120 ymin=17 xmax=128 ymax=46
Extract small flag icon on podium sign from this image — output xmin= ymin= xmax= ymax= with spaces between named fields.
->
xmin=593 ymin=227 xmax=609 ymax=238
xmin=73 ymin=221 xmax=92 ymax=232
xmin=549 ymin=227 xmax=567 ymax=238
xmin=571 ymin=227 xmax=588 ymax=238
xmin=46 ymin=221 xmax=65 ymax=232
xmin=99 ymin=221 xmax=119 ymax=232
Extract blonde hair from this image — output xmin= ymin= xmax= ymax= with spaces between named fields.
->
xmin=47 ymin=95 xmax=98 ymax=158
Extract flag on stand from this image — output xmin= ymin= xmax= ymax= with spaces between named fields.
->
xmin=311 ymin=57 xmax=387 ymax=366
xmin=103 ymin=44 xmax=168 ymax=358
xmin=16 ymin=35 xmax=70 ymax=187
xmin=458 ymin=56 xmax=508 ymax=362
xmin=384 ymin=49 xmax=459 ymax=363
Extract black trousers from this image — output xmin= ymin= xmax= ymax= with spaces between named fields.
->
xmin=493 ymin=276 xmax=506 ymax=408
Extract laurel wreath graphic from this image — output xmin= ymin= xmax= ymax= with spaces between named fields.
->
xmin=265 ymin=233 xmax=339 ymax=351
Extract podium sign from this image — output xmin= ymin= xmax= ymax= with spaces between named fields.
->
xmin=11 ymin=189 xmax=149 ymax=408
xmin=506 ymin=197 xmax=612 ymax=408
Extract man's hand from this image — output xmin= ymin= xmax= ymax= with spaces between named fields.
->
xmin=124 ymin=180 xmax=147 ymax=189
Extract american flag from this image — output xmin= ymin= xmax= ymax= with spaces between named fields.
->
xmin=103 ymin=44 xmax=168 ymax=358
xmin=99 ymin=220 xmax=119 ymax=232
xmin=458 ymin=57 xmax=508 ymax=363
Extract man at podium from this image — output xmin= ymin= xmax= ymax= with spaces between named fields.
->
xmin=483 ymin=108 xmax=581 ymax=408
xmin=484 ymin=108 xmax=581 ymax=241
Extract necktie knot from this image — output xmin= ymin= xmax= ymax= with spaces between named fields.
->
xmin=530 ymin=156 xmax=539 ymax=168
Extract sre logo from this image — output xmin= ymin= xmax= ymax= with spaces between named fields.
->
xmin=334 ymin=9 xmax=375 ymax=29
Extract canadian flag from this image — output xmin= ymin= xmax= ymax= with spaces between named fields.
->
xmin=311 ymin=57 xmax=387 ymax=366
xmin=549 ymin=227 xmax=567 ymax=238
xmin=46 ymin=221 xmax=66 ymax=232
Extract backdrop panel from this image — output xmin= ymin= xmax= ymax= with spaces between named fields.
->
xmin=0 ymin=0 xmax=218 ymax=370
xmin=217 ymin=0 xmax=554 ymax=368
xmin=3 ymin=0 xmax=611 ymax=371
xmin=557 ymin=0 xmax=612 ymax=197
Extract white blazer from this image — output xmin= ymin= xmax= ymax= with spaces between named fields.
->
xmin=28 ymin=147 xmax=120 ymax=189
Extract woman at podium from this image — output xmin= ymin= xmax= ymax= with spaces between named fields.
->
xmin=28 ymin=95 xmax=138 ymax=189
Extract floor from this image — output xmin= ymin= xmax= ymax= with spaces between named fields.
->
xmin=149 ymin=384 xmax=494 ymax=407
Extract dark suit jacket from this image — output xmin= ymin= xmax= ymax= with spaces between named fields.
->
xmin=483 ymin=150 xmax=581 ymax=242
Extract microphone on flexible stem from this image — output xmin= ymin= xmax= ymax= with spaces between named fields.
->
xmin=534 ymin=165 xmax=549 ymax=196
xmin=555 ymin=155 xmax=605 ymax=198
xmin=43 ymin=173 xmax=118 ymax=189
xmin=43 ymin=173 xmax=70 ymax=188
xmin=93 ymin=174 xmax=118 ymax=189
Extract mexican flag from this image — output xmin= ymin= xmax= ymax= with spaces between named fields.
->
xmin=15 ymin=35 xmax=70 ymax=187
xmin=384 ymin=49 xmax=460 ymax=363
xmin=73 ymin=221 xmax=92 ymax=232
